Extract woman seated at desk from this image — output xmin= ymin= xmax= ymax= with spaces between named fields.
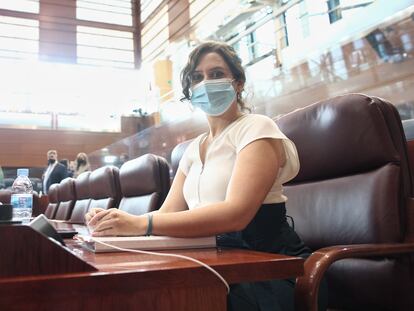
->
xmin=86 ymin=41 xmax=324 ymax=311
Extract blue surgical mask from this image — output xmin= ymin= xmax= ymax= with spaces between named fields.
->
xmin=190 ymin=78 xmax=236 ymax=116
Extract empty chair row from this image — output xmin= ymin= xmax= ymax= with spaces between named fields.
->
xmin=44 ymin=165 xmax=121 ymax=222
xmin=44 ymin=154 xmax=171 ymax=224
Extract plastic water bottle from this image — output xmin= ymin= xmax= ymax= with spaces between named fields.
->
xmin=11 ymin=168 xmax=33 ymax=222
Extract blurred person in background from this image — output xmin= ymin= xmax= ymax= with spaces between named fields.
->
xmin=73 ymin=152 xmax=91 ymax=178
xmin=59 ymin=159 xmax=73 ymax=177
xmin=0 ymin=165 xmax=4 ymax=189
xmin=42 ymin=150 xmax=68 ymax=194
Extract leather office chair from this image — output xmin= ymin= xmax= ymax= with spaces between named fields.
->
xmin=69 ymin=171 xmax=91 ymax=224
xmin=30 ymin=191 xmax=41 ymax=217
xmin=170 ymin=139 xmax=193 ymax=179
xmin=44 ymin=183 xmax=60 ymax=219
xmin=54 ymin=177 xmax=76 ymax=220
xmin=275 ymin=94 xmax=414 ymax=311
xmin=88 ymin=165 xmax=121 ymax=211
xmin=0 ymin=189 xmax=11 ymax=204
xmin=0 ymin=188 xmax=40 ymax=217
xmin=157 ymin=155 xmax=171 ymax=204
xmin=118 ymin=154 xmax=171 ymax=216
xmin=3 ymin=178 xmax=13 ymax=189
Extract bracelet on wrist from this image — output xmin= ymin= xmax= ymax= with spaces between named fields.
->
xmin=145 ymin=213 xmax=153 ymax=236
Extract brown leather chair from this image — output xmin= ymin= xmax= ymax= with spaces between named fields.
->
xmin=54 ymin=177 xmax=76 ymax=220
xmin=44 ymin=183 xmax=59 ymax=219
xmin=1 ymin=188 xmax=40 ymax=216
xmin=88 ymin=165 xmax=121 ymax=211
xmin=170 ymin=139 xmax=193 ymax=179
xmin=276 ymin=94 xmax=414 ymax=311
xmin=30 ymin=191 xmax=41 ymax=217
xmin=0 ymin=189 xmax=11 ymax=204
xmin=69 ymin=171 xmax=91 ymax=224
xmin=118 ymin=154 xmax=171 ymax=216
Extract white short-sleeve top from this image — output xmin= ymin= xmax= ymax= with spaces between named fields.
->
xmin=178 ymin=114 xmax=300 ymax=210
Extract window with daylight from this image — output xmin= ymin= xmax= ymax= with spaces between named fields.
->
xmin=77 ymin=26 xmax=135 ymax=68
xmin=76 ymin=0 xmax=136 ymax=68
xmin=0 ymin=0 xmax=39 ymax=13
xmin=76 ymin=0 xmax=133 ymax=26
xmin=0 ymin=16 xmax=39 ymax=60
xmin=0 ymin=0 xmax=141 ymax=131
xmin=328 ymin=0 xmax=342 ymax=24
xmin=141 ymin=0 xmax=163 ymax=23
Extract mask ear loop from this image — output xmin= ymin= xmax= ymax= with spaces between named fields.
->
xmin=233 ymin=79 xmax=249 ymax=112
xmin=232 ymin=79 xmax=241 ymax=104
xmin=187 ymin=99 xmax=195 ymax=113
xmin=186 ymin=89 xmax=195 ymax=112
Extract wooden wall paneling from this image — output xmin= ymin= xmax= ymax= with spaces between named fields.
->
xmin=168 ymin=0 xmax=190 ymax=40
xmin=132 ymin=0 xmax=142 ymax=68
xmin=39 ymin=0 xmax=77 ymax=62
xmin=0 ymin=225 xmax=97 ymax=278
xmin=0 ymin=128 xmax=127 ymax=169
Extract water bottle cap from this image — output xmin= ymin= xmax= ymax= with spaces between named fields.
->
xmin=17 ymin=168 xmax=29 ymax=177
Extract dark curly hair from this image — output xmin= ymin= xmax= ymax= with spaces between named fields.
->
xmin=180 ymin=41 xmax=248 ymax=111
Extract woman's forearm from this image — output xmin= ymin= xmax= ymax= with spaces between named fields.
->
xmin=149 ymin=201 xmax=257 ymax=237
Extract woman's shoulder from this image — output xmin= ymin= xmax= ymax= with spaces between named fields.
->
xmin=225 ymin=113 xmax=291 ymax=149
xmin=238 ymin=113 xmax=276 ymax=125
xmin=231 ymin=113 xmax=279 ymax=133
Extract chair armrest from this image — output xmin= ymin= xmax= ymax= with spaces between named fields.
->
xmin=295 ymin=242 xmax=414 ymax=311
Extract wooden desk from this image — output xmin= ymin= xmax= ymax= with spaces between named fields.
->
xmin=0 ymin=233 xmax=304 ymax=311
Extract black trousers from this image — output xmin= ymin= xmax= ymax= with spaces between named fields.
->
xmin=216 ymin=203 xmax=327 ymax=311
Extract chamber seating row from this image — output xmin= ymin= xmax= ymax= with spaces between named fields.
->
xmin=44 ymin=154 xmax=171 ymax=224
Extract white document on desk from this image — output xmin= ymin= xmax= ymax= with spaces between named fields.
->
xmin=77 ymin=235 xmax=217 ymax=253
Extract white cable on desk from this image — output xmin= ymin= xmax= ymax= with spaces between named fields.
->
xmin=89 ymin=237 xmax=230 ymax=294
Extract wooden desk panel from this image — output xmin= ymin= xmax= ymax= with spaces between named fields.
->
xmin=69 ymin=241 xmax=304 ymax=282
xmin=0 ymin=234 xmax=304 ymax=311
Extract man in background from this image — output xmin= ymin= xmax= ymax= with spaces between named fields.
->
xmin=42 ymin=150 xmax=68 ymax=194
xmin=0 ymin=165 xmax=4 ymax=189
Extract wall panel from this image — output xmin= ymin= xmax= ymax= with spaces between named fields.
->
xmin=0 ymin=114 xmax=150 ymax=170
xmin=168 ymin=0 xmax=190 ymax=40
xmin=0 ymin=128 xmax=124 ymax=168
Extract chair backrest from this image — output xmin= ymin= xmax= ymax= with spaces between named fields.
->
xmin=170 ymin=139 xmax=193 ymax=179
xmin=277 ymin=94 xmax=411 ymax=249
xmin=118 ymin=154 xmax=171 ymax=216
xmin=276 ymin=93 xmax=413 ymax=309
xmin=157 ymin=155 xmax=172 ymax=204
xmin=69 ymin=171 xmax=91 ymax=224
xmin=31 ymin=191 xmax=41 ymax=217
xmin=0 ymin=189 xmax=11 ymax=204
xmin=1 ymin=189 xmax=41 ymax=217
xmin=54 ymin=177 xmax=76 ymax=220
xmin=88 ymin=165 xmax=121 ymax=211
xmin=3 ymin=178 xmax=13 ymax=189
xmin=44 ymin=183 xmax=59 ymax=219
xmin=403 ymin=120 xmax=414 ymax=184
